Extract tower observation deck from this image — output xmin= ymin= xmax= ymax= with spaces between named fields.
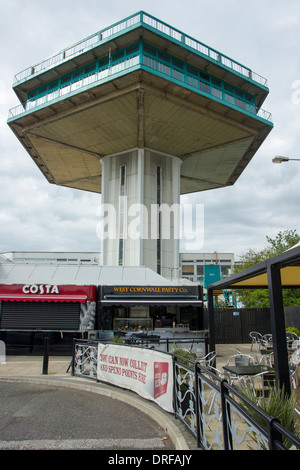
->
xmin=8 ymin=12 xmax=273 ymax=279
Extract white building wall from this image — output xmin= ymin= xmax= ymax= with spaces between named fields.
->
xmin=1 ymin=252 xmax=100 ymax=264
xmin=180 ymin=252 xmax=235 ymax=284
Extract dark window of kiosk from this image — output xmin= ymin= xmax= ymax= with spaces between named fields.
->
xmin=119 ymin=165 xmax=126 ymax=266
xmin=157 ymin=166 xmax=161 ymax=274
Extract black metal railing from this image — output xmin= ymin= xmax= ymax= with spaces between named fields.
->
xmin=71 ymin=338 xmax=300 ymax=450
xmin=173 ymin=357 xmax=300 ymax=450
xmin=122 ymin=334 xmax=208 ymax=355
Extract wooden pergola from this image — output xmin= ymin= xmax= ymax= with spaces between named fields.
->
xmin=207 ymin=244 xmax=300 ymax=395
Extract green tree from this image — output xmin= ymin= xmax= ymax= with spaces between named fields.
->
xmin=234 ymin=230 xmax=300 ymax=308
xmin=266 ymin=229 xmax=300 ymax=256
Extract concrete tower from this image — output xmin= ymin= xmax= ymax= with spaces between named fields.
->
xmin=8 ymin=12 xmax=272 ymax=279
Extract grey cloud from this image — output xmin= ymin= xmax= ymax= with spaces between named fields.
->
xmin=1 ymin=0 xmax=300 ymax=259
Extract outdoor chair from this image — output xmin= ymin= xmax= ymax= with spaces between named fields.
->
xmin=290 ymin=347 xmax=300 ymax=366
xmin=289 ymin=362 xmax=299 ymax=389
xmin=226 ymin=372 xmax=252 ymax=387
xmin=259 ymin=351 xmax=274 ymax=367
xmin=250 ymin=370 xmax=276 ymax=397
xmin=262 ymin=334 xmax=273 ymax=348
xmin=207 ymin=366 xmax=226 ymax=379
xmin=226 ymin=353 xmax=256 ymax=367
xmin=201 ymin=366 xmax=226 ymax=415
xmin=249 ymin=331 xmax=263 ymax=351
xmin=291 ymin=339 xmax=300 ymax=351
xmin=224 ymin=353 xmax=256 ymax=385
xmin=231 ymin=353 xmax=275 ymax=395
xmin=235 ymin=356 xmax=252 ymax=366
xmin=286 ymin=332 xmax=299 ymax=340
xmin=198 ymin=351 xmax=216 ymax=369
xmin=286 ymin=332 xmax=299 ymax=351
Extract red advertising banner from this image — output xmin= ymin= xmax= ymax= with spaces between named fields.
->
xmin=154 ymin=361 xmax=169 ymax=399
xmin=97 ymin=344 xmax=173 ymax=412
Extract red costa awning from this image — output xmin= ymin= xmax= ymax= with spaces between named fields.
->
xmin=0 ymin=284 xmax=97 ymax=302
xmin=0 ymin=295 xmax=87 ymax=303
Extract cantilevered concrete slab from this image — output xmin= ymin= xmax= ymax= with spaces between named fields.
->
xmin=8 ymin=12 xmax=272 ymax=196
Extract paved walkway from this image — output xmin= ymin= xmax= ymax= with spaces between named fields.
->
xmin=0 ymin=381 xmax=177 ymax=450
xmin=0 ymin=343 xmax=254 ymax=377
xmin=0 ymin=353 xmax=196 ymax=451
xmin=0 ymin=343 xmax=298 ymax=451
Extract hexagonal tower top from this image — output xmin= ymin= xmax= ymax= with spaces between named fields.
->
xmin=8 ymin=11 xmax=272 ymax=196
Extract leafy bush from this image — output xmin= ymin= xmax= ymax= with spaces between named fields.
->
xmin=286 ymin=327 xmax=300 ymax=338
xmin=111 ymin=335 xmax=123 ymax=344
xmin=173 ymin=345 xmax=196 ymax=366
xmin=239 ymin=384 xmax=300 ymax=449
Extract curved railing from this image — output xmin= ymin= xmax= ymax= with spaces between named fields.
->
xmin=71 ymin=338 xmax=300 ymax=450
xmin=8 ymin=48 xmax=272 ymax=124
xmin=13 ymin=12 xmax=268 ymax=88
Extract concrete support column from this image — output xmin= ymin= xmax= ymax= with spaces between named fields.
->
xmin=99 ymin=154 xmax=110 ymax=266
xmin=99 ymin=148 xmax=182 ymax=277
xmin=172 ymin=156 xmax=182 ymax=280
xmin=136 ymin=148 xmax=145 ymax=267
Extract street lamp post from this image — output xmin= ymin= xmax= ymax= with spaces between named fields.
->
xmin=272 ymin=155 xmax=300 ymax=163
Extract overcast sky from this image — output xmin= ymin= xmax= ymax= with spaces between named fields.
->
xmin=0 ymin=0 xmax=299 ymax=261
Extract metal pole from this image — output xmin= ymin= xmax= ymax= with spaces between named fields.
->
xmin=267 ymin=262 xmax=291 ymax=395
xmin=71 ymin=337 xmax=76 ymax=376
xmin=268 ymin=417 xmax=283 ymax=450
xmin=42 ymin=336 xmax=49 ymax=375
xmin=194 ymin=362 xmax=202 ymax=448
xmin=220 ymin=380 xmax=233 ymax=450
xmin=207 ymin=288 xmax=216 ymax=355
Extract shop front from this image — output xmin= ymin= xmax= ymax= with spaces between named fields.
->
xmin=0 ymin=284 xmax=97 ymax=331
xmin=98 ymin=285 xmax=203 ymax=332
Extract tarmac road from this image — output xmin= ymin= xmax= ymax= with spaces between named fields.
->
xmin=0 ymin=382 xmax=174 ymax=450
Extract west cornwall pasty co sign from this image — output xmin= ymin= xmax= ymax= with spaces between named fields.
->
xmin=102 ymin=285 xmax=200 ymax=297
xmin=112 ymin=286 xmax=191 ymax=294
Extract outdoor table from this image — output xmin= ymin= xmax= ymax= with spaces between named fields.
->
xmin=260 ymin=349 xmax=274 ymax=366
xmin=223 ymin=365 xmax=275 ymax=392
xmin=260 ymin=349 xmax=273 ymax=355
xmin=260 ymin=349 xmax=273 ymax=358
xmin=223 ymin=364 xmax=273 ymax=376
